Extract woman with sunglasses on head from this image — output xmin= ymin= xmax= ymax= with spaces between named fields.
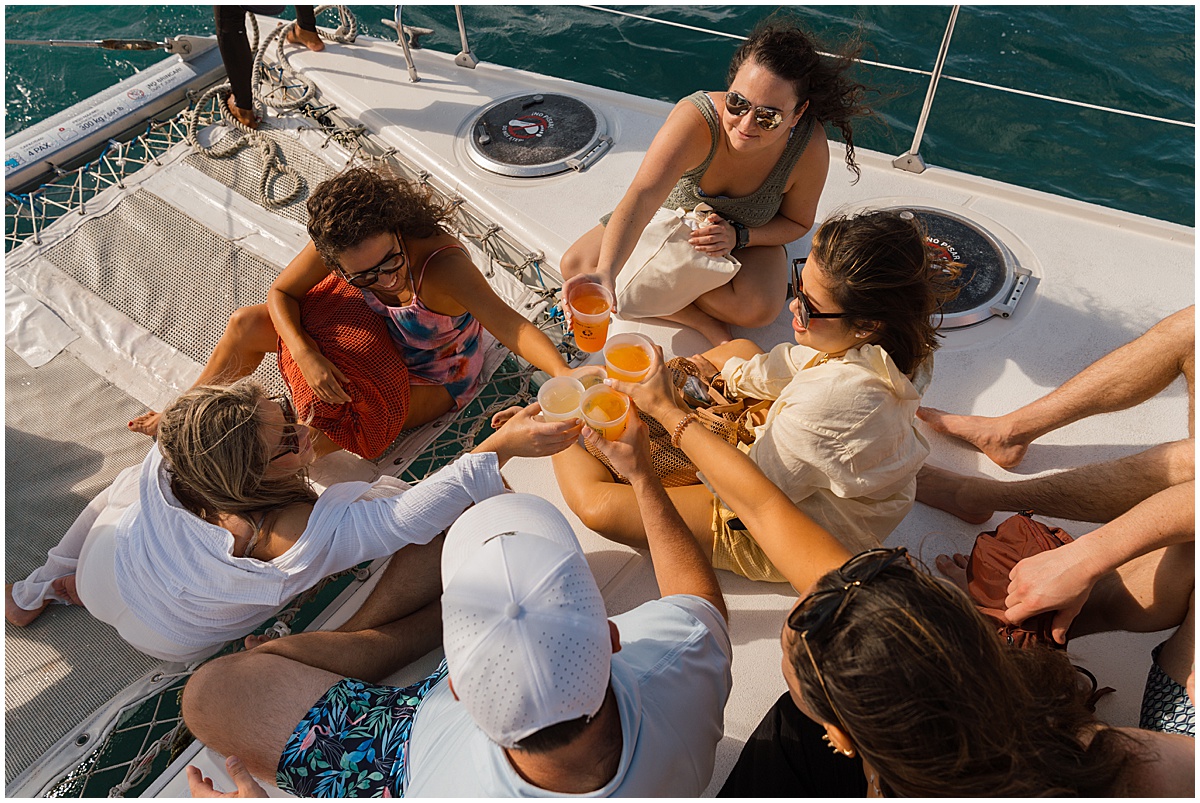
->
xmin=8 ymin=379 xmax=581 ymax=662
xmin=604 ymin=350 xmax=1193 ymax=797
xmin=130 ymin=167 xmax=569 ymax=455
xmin=555 ymin=210 xmax=957 ymax=584
xmin=560 ymin=17 xmax=872 ymax=346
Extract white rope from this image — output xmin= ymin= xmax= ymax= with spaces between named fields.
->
xmin=939 ymin=74 xmax=1195 ymax=128
xmin=579 ymin=4 xmax=1194 ymax=129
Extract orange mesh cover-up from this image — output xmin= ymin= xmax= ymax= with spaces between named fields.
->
xmin=278 ymin=273 xmax=411 ymax=460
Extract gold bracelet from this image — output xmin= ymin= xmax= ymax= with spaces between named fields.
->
xmin=671 ymin=413 xmax=700 ymax=449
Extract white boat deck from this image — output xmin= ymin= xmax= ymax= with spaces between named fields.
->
xmin=156 ymin=34 xmax=1195 ymax=796
xmin=12 ymin=28 xmax=1191 ymax=798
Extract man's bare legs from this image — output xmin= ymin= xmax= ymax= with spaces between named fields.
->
xmin=183 ymin=539 xmax=445 ymax=783
xmin=183 ymin=652 xmax=344 ymax=783
xmin=918 ymin=438 xmax=1195 ymax=524
xmin=918 ymin=306 xmax=1195 ymax=468
xmin=551 ymin=444 xmax=715 ymax=554
xmin=243 ymin=536 xmax=444 ymax=677
xmin=935 ymin=541 xmax=1194 ymax=685
xmin=129 ymin=305 xmax=279 ymax=435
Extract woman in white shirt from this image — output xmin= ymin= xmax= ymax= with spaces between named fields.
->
xmin=553 ymin=209 xmax=957 ymax=587
xmin=6 ymin=379 xmax=579 ymax=661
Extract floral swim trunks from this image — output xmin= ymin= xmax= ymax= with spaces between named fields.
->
xmin=276 ymin=661 xmax=448 ymax=797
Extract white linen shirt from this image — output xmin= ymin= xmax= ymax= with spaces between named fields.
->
xmin=405 ymin=595 xmax=732 ymax=797
xmin=114 ymin=448 xmax=506 ymax=648
xmin=719 ymin=342 xmax=931 ymax=554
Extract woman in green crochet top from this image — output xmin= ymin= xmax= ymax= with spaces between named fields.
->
xmin=561 ymin=17 xmax=874 ymax=346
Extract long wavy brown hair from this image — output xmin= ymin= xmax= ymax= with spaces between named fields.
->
xmin=306 ymin=166 xmax=454 ymax=268
xmin=727 ymin=16 xmax=875 ymax=178
xmin=809 ymin=209 xmax=960 ymax=376
xmin=790 ymin=558 xmax=1133 ymax=796
xmin=157 ymin=378 xmax=317 ymax=526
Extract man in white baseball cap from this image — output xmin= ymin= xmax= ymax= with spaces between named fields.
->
xmin=182 ymin=410 xmax=731 ymax=797
xmin=403 ymin=424 xmax=732 ymax=796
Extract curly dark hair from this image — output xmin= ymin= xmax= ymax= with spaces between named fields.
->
xmin=790 ymin=557 xmax=1133 ymax=796
xmin=306 ymin=166 xmax=454 ymax=268
xmin=809 ymin=209 xmax=960 ymax=376
xmin=727 ymin=16 xmax=874 ymax=179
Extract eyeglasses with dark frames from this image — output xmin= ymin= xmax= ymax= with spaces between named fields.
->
xmin=724 ymin=90 xmax=792 ymax=131
xmin=338 ymin=231 xmax=409 ymax=289
xmin=790 ymin=258 xmax=853 ymax=329
xmin=787 ymin=547 xmax=911 ymax=730
xmin=268 ymin=394 xmax=302 ymax=462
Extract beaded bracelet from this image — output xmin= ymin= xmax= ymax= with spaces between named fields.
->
xmin=671 ymin=413 xmax=700 ymax=449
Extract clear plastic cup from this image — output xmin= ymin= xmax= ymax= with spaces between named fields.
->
xmin=603 ymin=333 xmax=655 ymax=383
xmin=579 ymin=384 xmax=630 ymax=441
xmin=537 ymin=375 xmax=585 ymax=422
xmin=570 ymin=365 xmax=608 ymax=389
xmin=568 ymin=283 xmax=614 ymax=353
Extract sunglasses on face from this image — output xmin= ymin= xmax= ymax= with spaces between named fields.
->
xmin=338 ymin=232 xmax=408 ymax=289
xmin=790 ymin=258 xmax=852 ymax=329
xmin=268 ymin=394 xmax=302 ymax=462
xmin=725 ymin=90 xmax=791 ymax=131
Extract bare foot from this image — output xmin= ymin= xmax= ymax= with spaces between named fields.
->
xmin=243 ymin=634 xmax=274 ymax=650
xmin=915 ymin=464 xmax=994 ymax=525
xmin=934 ymin=553 xmax=970 ymax=594
xmin=225 ymin=94 xmax=259 ymax=130
xmin=491 ymin=405 xmax=521 ymax=429
xmin=916 ymin=407 xmax=1029 ymax=469
xmin=6 ymin=584 xmax=50 ymax=627
xmin=286 ymin=26 xmax=325 ymax=52
xmin=51 ymin=575 xmax=83 ymax=607
xmin=129 ymin=410 xmax=162 ymax=437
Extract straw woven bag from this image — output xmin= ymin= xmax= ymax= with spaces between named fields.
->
xmin=585 ymin=357 xmax=769 ymax=488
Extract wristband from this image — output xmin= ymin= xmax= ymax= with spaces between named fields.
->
xmin=730 ymin=219 xmax=749 ymax=251
xmin=671 ymin=413 xmax=700 ymax=449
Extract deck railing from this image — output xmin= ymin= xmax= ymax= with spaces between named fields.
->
xmin=574 ymin=3 xmax=1195 ymax=175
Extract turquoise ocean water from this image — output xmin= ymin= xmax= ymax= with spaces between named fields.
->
xmin=4 ymin=5 xmax=1195 ymax=226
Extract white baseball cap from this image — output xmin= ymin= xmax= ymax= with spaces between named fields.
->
xmin=441 ymin=493 xmax=612 ymax=748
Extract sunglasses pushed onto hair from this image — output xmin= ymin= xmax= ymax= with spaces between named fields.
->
xmin=788 ymin=548 xmax=911 ymax=734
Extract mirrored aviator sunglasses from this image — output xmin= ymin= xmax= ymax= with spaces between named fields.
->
xmin=724 ymin=90 xmax=787 ymax=131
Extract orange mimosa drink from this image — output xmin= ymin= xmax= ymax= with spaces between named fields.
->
xmin=568 ymin=283 xmax=613 ymax=353
xmin=603 ymin=333 xmax=655 ymax=382
xmin=579 ymin=385 xmax=630 ymax=440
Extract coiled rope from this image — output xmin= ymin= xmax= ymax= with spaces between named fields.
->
xmin=186 ymin=6 xmax=358 ymax=208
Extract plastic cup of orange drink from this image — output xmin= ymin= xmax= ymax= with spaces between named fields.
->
xmin=568 ymin=283 xmax=614 ymax=353
xmin=603 ymin=333 xmax=655 ymax=383
xmin=537 ymin=376 xmax=585 ymax=423
xmin=579 ymin=384 xmax=630 ymax=441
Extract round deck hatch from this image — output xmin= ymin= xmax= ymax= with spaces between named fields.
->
xmin=887 ymin=206 xmax=1031 ymax=329
xmin=466 ymin=93 xmax=610 ymax=177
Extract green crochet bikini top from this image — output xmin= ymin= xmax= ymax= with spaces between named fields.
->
xmin=662 ymin=90 xmax=816 ymax=228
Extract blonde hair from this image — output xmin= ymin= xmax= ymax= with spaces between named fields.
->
xmin=156 ymin=378 xmax=317 ymax=524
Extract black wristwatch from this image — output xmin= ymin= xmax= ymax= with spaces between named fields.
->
xmin=730 ymin=219 xmax=749 ymax=251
